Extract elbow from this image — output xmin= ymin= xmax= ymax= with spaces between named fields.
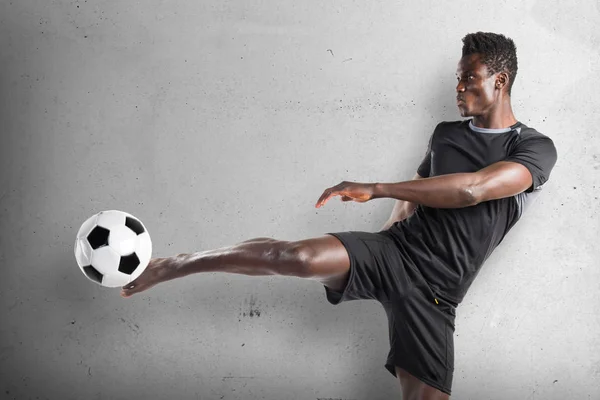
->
xmin=461 ymin=185 xmax=481 ymax=207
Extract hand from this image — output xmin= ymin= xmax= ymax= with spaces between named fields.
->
xmin=315 ymin=181 xmax=376 ymax=208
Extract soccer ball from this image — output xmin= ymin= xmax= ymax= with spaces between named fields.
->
xmin=74 ymin=210 xmax=152 ymax=288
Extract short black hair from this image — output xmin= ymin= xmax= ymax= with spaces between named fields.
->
xmin=462 ymin=32 xmax=518 ymax=95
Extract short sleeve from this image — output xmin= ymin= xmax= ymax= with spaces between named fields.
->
xmin=417 ymin=129 xmax=435 ymax=177
xmin=504 ymin=135 xmax=557 ymax=193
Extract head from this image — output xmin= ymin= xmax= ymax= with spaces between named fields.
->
xmin=456 ymin=32 xmax=518 ymax=118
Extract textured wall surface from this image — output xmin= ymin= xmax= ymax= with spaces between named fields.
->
xmin=1 ymin=1 xmax=599 ymax=399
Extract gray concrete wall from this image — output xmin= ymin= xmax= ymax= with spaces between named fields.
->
xmin=1 ymin=0 xmax=598 ymax=399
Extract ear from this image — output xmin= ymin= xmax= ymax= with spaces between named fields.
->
xmin=495 ymin=72 xmax=509 ymax=91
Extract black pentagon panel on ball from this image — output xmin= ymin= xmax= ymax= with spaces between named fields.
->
xmin=118 ymin=253 xmax=140 ymax=275
xmin=125 ymin=216 xmax=145 ymax=235
xmin=87 ymin=226 xmax=110 ymax=249
xmin=83 ymin=265 xmax=103 ymax=284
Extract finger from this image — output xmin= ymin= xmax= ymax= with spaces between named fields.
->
xmin=315 ymin=190 xmax=328 ymax=207
xmin=316 ymin=190 xmax=335 ymax=208
xmin=341 ymin=195 xmax=352 ymax=202
xmin=317 ymin=191 xmax=338 ymax=208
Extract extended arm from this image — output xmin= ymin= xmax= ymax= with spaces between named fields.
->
xmin=373 ymin=161 xmax=533 ymax=209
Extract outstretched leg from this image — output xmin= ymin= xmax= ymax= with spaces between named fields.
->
xmin=120 ymin=235 xmax=451 ymax=398
xmin=120 ymin=235 xmax=350 ymax=297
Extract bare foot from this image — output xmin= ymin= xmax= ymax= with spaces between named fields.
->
xmin=120 ymin=257 xmax=179 ymax=298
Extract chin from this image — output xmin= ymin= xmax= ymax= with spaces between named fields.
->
xmin=458 ymin=107 xmax=471 ymax=117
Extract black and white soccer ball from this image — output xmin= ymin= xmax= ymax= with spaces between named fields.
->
xmin=74 ymin=210 xmax=152 ymax=288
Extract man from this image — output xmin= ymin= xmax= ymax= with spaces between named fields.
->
xmin=120 ymin=32 xmax=557 ymax=399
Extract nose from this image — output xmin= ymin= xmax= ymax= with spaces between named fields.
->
xmin=456 ymin=80 xmax=466 ymax=93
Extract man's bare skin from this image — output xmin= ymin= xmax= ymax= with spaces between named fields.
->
xmin=120 ymin=52 xmax=531 ymax=400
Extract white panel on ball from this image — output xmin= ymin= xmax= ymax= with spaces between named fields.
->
xmin=74 ymin=238 xmax=92 ymax=267
xmin=96 ymin=210 xmax=127 ymax=230
xmin=91 ymin=246 xmax=120 ymax=276
xmin=102 ymin=271 xmax=131 ymax=288
xmin=109 ymin=225 xmax=137 ymax=256
xmin=76 ymin=214 xmax=98 ymax=240
xmin=132 ymin=232 xmax=152 ymax=280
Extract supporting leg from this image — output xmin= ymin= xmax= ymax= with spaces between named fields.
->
xmin=395 ymin=367 xmax=450 ymax=400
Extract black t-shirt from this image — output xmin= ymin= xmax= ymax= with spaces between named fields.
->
xmin=385 ymin=119 xmax=557 ymax=305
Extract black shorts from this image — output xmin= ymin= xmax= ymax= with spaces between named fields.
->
xmin=324 ymin=231 xmax=456 ymax=395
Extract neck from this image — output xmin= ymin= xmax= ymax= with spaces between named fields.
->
xmin=471 ymin=98 xmax=517 ymax=129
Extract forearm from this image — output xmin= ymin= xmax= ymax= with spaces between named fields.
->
xmin=373 ymin=173 xmax=479 ymax=209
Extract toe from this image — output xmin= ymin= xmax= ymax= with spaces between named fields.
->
xmin=120 ymin=283 xmax=137 ymax=297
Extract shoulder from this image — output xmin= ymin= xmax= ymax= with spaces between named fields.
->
xmin=434 ymin=120 xmax=469 ymax=132
xmin=514 ymin=123 xmax=553 ymax=142
xmin=430 ymin=120 xmax=469 ymax=140
xmin=509 ymin=123 xmax=558 ymax=160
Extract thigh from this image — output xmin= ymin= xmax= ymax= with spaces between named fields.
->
xmin=395 ymin=367 xmax=450 ymax=400
xmin=385 ymin=289 xmax=456 ymax=396
xmin=297 ymin=231 xmax=410 ymax=303
xmin=290 ymin=234 xmax=351 ymax=291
